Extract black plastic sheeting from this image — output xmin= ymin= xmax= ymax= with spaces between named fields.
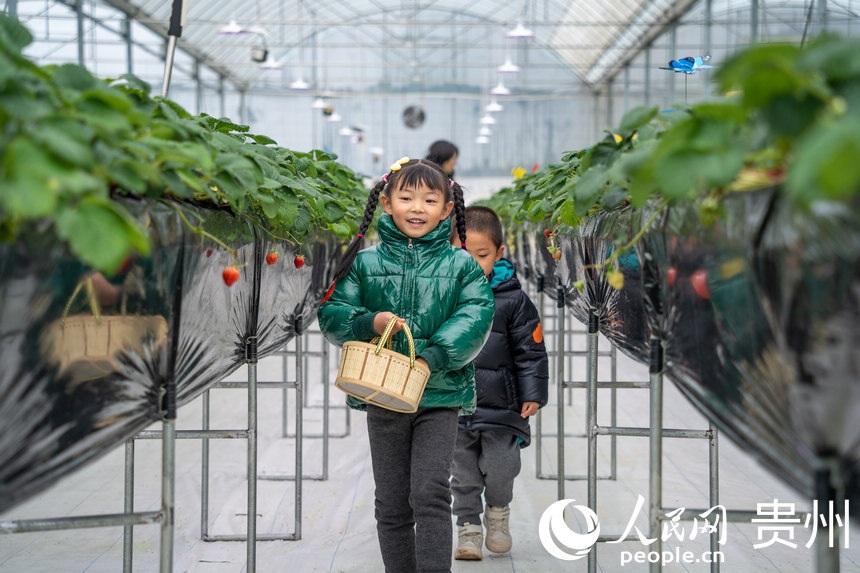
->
xmin=0 ymin=197 xmax=344 ymax=514
xmin=508 ymin=190 xmax=859 ymax=513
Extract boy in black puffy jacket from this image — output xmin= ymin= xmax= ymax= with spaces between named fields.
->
xmin=450 ymin=206 xmax=549 ymax=560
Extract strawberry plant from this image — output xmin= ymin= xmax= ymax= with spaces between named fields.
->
xmin=0 ymin=14 xmax=368 ymax=274
xmin=481 ymin=33 xmax=860 ymax=280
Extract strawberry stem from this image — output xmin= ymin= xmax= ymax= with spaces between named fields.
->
xmin=166 ymin=202 xmax=238 ymax=259
xmin=245 ymin=216 xmax=302 ymax=246
xmin=579 ymin=200 xmax=669 ymax=272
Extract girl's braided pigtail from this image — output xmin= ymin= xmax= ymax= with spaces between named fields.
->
xmin=331 ymin=179 xmax=386 ymax=282
xmin=451 ymin=181 xmax=467 ymax=249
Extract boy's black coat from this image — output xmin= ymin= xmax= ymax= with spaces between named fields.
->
xmin=459 ymin=262 xmax=549 ymax=446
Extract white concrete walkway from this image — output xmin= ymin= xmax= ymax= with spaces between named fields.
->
xmin=1 ymin=332 xmax=858 ymax=572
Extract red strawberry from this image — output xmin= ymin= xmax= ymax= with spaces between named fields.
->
xmin=544 ymin=229 xmax=552 ymax=239
xmin=666 ymin=266 xmax=677 ymax=287
xmin=266 ymin=251 xmax=278 ymax=265
xmin=552 ymin=250 xmax=562 ymax=261
xmin=206 ymin=248 xmax=213 ymax=258
xmin=294 ymin=255 xmax=305 ymax=269
xmin=223 ymin=266 xmax=240 ymax=287
xmin=691 ymin=269 xmax=710 ymax=299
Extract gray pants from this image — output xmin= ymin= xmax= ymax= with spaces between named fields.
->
xmin=366 ymin=405 xmax=459 ymax=573
xmin=450 ymin=429 xmax=521 ymax=526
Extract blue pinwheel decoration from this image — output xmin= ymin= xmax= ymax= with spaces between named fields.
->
xmin=659 ymin=55 xmax=713 ymax=74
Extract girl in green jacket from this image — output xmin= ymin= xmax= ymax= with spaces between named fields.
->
xmin=318 ymin=158 xmax=494 ymax=573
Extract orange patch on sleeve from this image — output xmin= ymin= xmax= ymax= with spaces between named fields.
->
xmin=532 ymin=323 xmax=543 ymax=344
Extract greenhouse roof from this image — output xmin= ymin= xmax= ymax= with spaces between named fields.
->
xmin=98 ymin=0 xmax=697 ymax=95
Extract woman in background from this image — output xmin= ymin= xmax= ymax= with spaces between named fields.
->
xmin=425 ymin=140 xmax=459 ymax=179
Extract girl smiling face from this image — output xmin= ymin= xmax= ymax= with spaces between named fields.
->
xmin=381 ymin=182 xmax=454 ymax=239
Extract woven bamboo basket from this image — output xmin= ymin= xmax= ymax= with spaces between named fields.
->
xmin=335 ymin=316 xmax=430 ymax=413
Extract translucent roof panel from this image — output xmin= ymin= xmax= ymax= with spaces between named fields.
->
xmin=549 ymin=0 xmax=700 ymax=85
xmin=94 ymin=0 xmax=698 ymax=94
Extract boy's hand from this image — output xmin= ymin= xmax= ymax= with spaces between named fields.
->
xmin=374 ymin=312 xmax=405 ymax=335
xmin=521 ymin=402 xmax=539 ymax=418
xmin=415 ymin=357 xmax=429 ymax=371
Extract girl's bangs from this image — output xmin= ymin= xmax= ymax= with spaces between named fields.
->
xmin=393 ymin=162 xmax=449 ymax=199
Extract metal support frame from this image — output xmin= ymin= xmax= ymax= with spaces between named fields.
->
xmin=644 ymin=46 xmax=651 ymax=107
xmin=277 ymin=319 xmax=351 ymax=480
xmin=1 ymin=419 xmax=174 ymax=569
xmin=3 ymin=401 xmax=176 ymax=573
xmin=280 ymin=322 xmax=352 ymax=471
xmin=193 ymin=60 xmax=202 ymax=115
xmin=533 ymin=280 xmax=619 ymax=483
xmin=199 ymin=320 xmax=303 ymax=546
xmin=75 ymin=0 xmax=84 ymax=66
xmin=122 ymin=15 xmax=133 ymax=75
xmin=751 ymin=0 xmax=759 ymax=43
xmin=669 ymin=24 xmax=677 ymax=105
xmin=531 ymin=277 xmax=734 ymax=573
xmin=118 ymin=317 xmax=310 ymax=573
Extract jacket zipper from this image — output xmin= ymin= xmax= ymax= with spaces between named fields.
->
xmin=404 ymin=238 xmax=415 ymax=355
xmin=395 ymin=238 xmax=415 ymax=353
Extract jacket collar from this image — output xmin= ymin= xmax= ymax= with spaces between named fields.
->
xmin=489 ymin=258 xmax=521 ymax=292
xmin=377 ymin=213 xmax=454 ymax=260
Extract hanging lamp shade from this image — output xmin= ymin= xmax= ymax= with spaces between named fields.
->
xmin=505 ymin=21 xmax=533 ymax=39
xmin=490 ymin=80 xmax=511 ymax=96
xmin=290 ymin=77 xmax=310 ymax=90
xmin=218 ymin=19 xmax=245 ymax=35
xmin=260 ymin=57 xmax=283 ymax=70
xmin=497 ymin=57 xmax=521 ymax=73
xmin=485 ymin=99 xmax=504 ymax=113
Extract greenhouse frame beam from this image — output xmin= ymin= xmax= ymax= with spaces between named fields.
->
xmin=90 ymin=0 xmax=248 ymax=90
xmin=585 ymin=0 xmax=700 ymax=87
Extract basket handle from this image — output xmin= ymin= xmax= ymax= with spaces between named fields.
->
xmin=374 ymin=316 xmax=418 ymax=368
xmin=61 ymin=276 xmax=101 ymax=324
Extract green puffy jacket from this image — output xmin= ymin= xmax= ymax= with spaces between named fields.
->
xmin=318 ymin=214 xmax=495 ymax=413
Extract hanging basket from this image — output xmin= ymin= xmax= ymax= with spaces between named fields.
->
xmin=335 ymin=316 xmax=430 ymax=413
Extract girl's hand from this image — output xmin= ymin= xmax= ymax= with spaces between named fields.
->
xmin=521 ymin=402 xmax=539 ymax=418
xmin=374 ymin=312 xmax=405 ymax=335
xmin=415 ymin=357 xmax=429 ymax=371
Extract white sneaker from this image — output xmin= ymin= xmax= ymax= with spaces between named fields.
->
xmin=455 ymin=523 xmax=483 ymax=560
xmin=483 ymin=505 xmax=512 ymax=553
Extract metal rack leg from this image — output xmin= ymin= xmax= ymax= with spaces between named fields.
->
xmin=282 ymin=341 xmax=290 ymax=439
xmin=201 ymin=390 xmax=210 ymax=539
xmin=586 ymin=308 xmax=599 ymax=573
xmin=709 ymin=422 xmax=720 ymax=573
xmin=123 ymin=440 xmax=134 ymax=573
xmin=160 ymin=416 xmax=175 ymax=573
xmin=322 ymin=337 xmax=329 ymax=480
xmin=610 ymin=346 xmax=618 ymax=480
xmin=535 ymin=276 xmax=545 ymax=478
xmin=816 ymin=462 xmax=841 ymax=573
xmin=648 ymin=336 xmax=663 ymax=573
xmin=295 ymin=318 xmax=304 ymax=539
xmin=556 ymin=284 xmax=566 ymax=500
xmin=247 ymin=357 xmax=258 ymax=572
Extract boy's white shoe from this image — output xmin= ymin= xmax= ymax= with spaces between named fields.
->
xmin=483 ymin=505 xmax=512 ymax=553
xmin=455 ymin=523 xmax=483 ymax=560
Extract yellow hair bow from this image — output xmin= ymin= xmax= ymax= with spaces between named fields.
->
xmin=389 ymin=156 xmax=410 ymax=172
